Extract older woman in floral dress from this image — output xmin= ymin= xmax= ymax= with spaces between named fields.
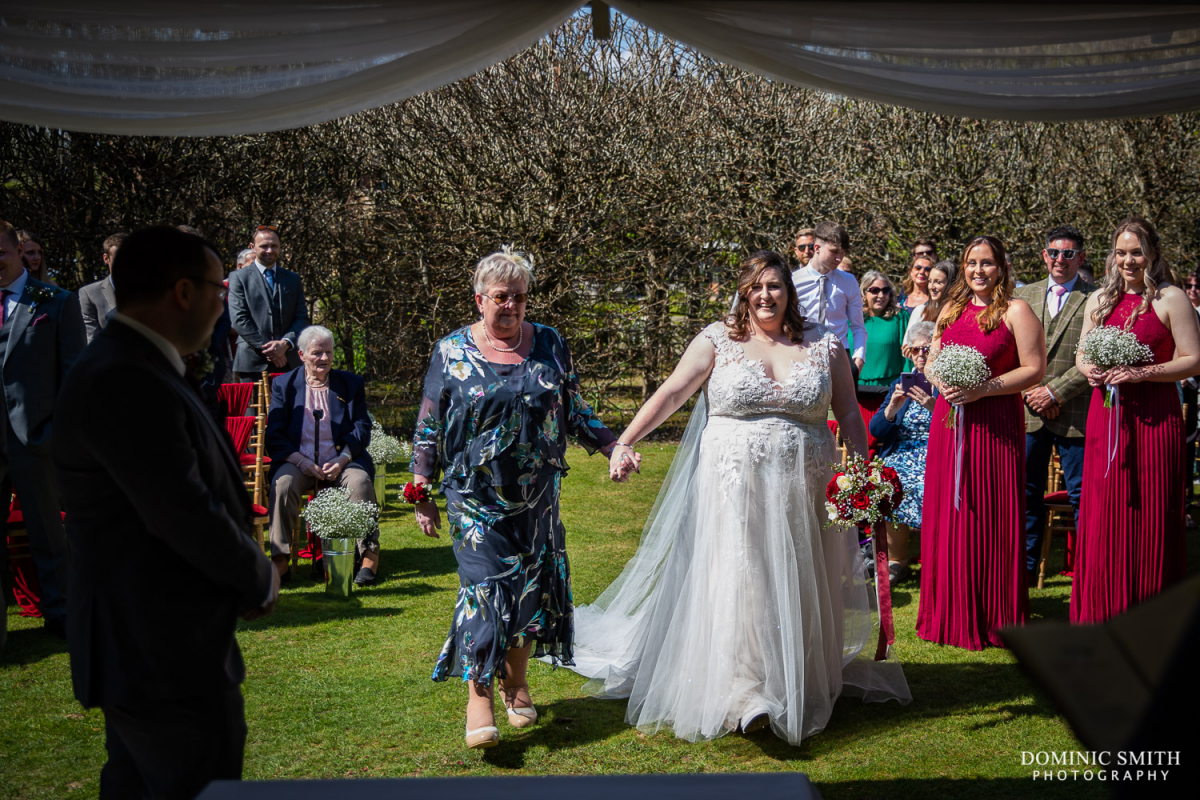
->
xmin=411 ymin=247 xmax=623 ymax=749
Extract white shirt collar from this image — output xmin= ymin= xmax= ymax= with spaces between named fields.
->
xmin=110 ymin=312 xmax=186 ymax=376
xmin=255 ymin=259 xmax=276 ymax=274
xmin=2 ymin=268 xmax=30 ymax=298
xmin=1047 ymin=274 xmax=1079 ymax=293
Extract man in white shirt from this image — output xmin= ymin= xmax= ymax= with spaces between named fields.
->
xmin=791 ymin=220 xmax=866 ymax=374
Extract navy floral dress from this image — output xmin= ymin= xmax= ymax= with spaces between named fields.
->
xmin=881 ymin=401 xmax=932 ymax=529
xmin=412 ymin=323 xmax=615 ymax=685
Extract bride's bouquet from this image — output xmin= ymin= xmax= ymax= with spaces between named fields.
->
xmin=1078 ymin=326 xmax=1154 ymax=407
xmin=302 ymin=486 xmax=379 ymax=542
xmin=824 ymin=454 xmax=905 ymax=530
xmin=925 ymin=344 xmax=990 ymax=427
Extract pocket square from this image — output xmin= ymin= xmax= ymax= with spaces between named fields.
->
xmin=31 ymin=313 xmax=50 ymax=326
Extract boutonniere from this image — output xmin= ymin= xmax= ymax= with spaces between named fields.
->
xmin=184 ymin=350 xmax=215 ymax=381
xmin=25 ymin=284 xmax=55 ymax=308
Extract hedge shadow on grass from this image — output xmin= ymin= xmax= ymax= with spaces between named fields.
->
xmin=0 ymin=623 xmax=68 ymax=666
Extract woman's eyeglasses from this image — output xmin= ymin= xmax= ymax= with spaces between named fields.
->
xmin=484 ymin=292 xmax=529 ymax=306
xmin=910 ymin=346 xmax=931 ymax=355
xmin=866 ymin=287 xmax=891 ymax=295
xmin=911 ymin=265 xmax=932 ymax=273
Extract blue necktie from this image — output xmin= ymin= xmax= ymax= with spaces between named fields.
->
xmin=264 ymin=268 xmax=276 ymax=293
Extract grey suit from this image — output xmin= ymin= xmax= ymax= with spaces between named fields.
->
xmin=78 ymin=277 xmax=116 ymax=344
xmin=0 ymin=276 xmax=87 ymax=621
xmin=227 ymin=265 xmax=307 ymax=374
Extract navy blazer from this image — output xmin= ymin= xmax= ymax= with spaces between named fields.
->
xmin=266 ymin=367 xmax=374 ymax=481
xmin=869 ymin=375 xmax=939 ymax=458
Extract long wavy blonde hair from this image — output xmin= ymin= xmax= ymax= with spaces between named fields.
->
xmin=1091 ymin=216 xmax=1170 ymax=329
xmin=936 ymin=236 xmax=1013 ymax=336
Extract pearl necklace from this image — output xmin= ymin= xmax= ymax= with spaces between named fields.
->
xmin=482 ymin=322 xmax=523 ymax=353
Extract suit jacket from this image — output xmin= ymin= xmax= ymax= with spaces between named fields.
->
xmin=53 ymin=319 xmax=274 ymax=708
xmin=227 ymin=266 xmax=307 ymax=373
xmin=1 ymin=277 xmax=87 ymax=450
xmin=78 ymin=277 xmax=116 ymax=344
xmin=1015 ymin=277 xmax=1097 ymax=438
xmin=266 ymin=367 xmax=374 ymax=481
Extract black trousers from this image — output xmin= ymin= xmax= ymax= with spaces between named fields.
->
xmin=100 ymin=687 xmax=246 ymax=800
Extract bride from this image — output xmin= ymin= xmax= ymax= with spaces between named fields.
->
xmin=572 ymin=251 xmax=910 ymax=744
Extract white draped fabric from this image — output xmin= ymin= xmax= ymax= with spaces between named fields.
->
xmin=1 ymin=2 xmax=1199 ymax=135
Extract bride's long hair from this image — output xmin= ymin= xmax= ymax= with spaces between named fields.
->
xmin=725 ymin=250 xmax=810 ymax=343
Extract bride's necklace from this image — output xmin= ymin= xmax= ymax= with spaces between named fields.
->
xmin=482 ymin=321 xmax=522 ymax=352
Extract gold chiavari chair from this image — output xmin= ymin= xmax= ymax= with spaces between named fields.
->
xmin=1036 ymin=445 xmax=1076 ymax=589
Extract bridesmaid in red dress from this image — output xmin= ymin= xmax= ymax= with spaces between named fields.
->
xmin=917 ymin=236 xmax=1046 ymax=649
xmin=1072 ymin=217 xmax=1200 ymax=623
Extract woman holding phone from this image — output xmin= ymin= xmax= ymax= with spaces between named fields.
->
xmin=869 ymin=322 xmax=937 ymax=585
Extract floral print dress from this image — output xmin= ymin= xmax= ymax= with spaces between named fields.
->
xmin=412 ymin=323 xmax=615 ymax=685
xmin=881 ymin=401 xmax=932 ymax=529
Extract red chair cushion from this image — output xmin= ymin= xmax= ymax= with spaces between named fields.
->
xmin=827 ymin=420 xmax=839 ymax=435
xmin=251 ymin=504 xmax=269 ymax=517
xmin=224 ymin=416 xmax=256 ymax=454
xmin=217 ymin=382 xmax=255 ymax=418
xmin=1044 ymin=490 xmax=1071 ymax=504
xmin=239 ymin=454 xmax=272 ymax=465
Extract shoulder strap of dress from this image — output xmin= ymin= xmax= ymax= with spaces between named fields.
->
xmin=807 ymin=324 xmax=840 ymax=372
xmin=701 ymin=320 xmax=741 ymax=361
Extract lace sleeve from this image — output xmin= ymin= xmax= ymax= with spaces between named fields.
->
xmin=702 ymin=321 xmax=739 ymax=366
xmin=410 ymin=341 xmax=448 ymax=480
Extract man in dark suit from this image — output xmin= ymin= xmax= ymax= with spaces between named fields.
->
xmin=78 ymin=232 xmax=128 ymax=343
xmin=1015 ymin=225 xmax=1097 ymax=583
xmin=0 ymin=218 xmax=86 ymax=636
xmin=54 ymin=227 xmax=278 ymax=799
xmin=227 ymin=226 xmax=307 ymax=381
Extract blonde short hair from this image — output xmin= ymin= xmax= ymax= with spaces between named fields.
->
xmin=473 ymin=246 xmax=534 ymax=295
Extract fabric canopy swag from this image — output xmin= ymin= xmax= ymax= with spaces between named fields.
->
xmin=1 ymin=1 xmax=1199 ymax=136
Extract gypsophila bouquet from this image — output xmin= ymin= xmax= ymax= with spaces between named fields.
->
xmin=301 ymin=487 xmax=379 ymax=541
xmin=925 ymin=344 xmax=991 ymax=427
xmin=366 ymin=418 xmax=411 ymax=466
xmin=1078 ymin=326 xmax=1155 ymax=407
xmin=824 ymin=454 xmax=905 ymax=530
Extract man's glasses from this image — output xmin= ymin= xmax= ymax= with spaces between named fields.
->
xmin=795 ymin=244 xmax=815 ymax=252
xmin=1187 ymin=283 xmax=1200 ymax=290
xmin=186 ymin=276 xmax=228 ymax=299
xmin=1046 ymin=248 xmax=1080 ymax=260
xmin=866 ymin=287 xmax=891 ymax=295
xmin=484 ymin=292 xmax=528 ymax=307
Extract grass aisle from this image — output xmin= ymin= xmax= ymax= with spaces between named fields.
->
xmin=8 ymin=443 xmax=1187 ymax=798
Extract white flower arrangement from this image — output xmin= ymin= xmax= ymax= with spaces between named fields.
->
xmin=1078 ymin=326 xmax=1154 ymax=407
xmin=925 ymin=344 xmax=991 ymax=426
xmin=301 ymin=487 xmax=379 ymax=541
xmin=366 ymin=417 xmax=411 ymax=466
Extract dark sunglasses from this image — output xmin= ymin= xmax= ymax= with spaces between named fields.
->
xmin=910 ymin=346 xmax=931 ymax=355
xmin=911 ymin=264 xmax=932 ymax=273
xmin=1187 ymin=283 xmax=1200 ymax=290
xmin=255 ymin=225 xmax=278 ymax=234
xmin=866 ymin=287 xmax=891 ymax=295
xmin=484 ymin=292 xmax=529 ymax=306
xmin=1045 ymin=247 xmax=1079 ymax=260
xmin=795 ymin=244 xmax=815 ymax=252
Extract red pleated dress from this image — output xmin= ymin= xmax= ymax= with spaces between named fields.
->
xmin=917 ymin=304 xmax=1028 ymax=649
xmin=1071 ymin=294 xmax=1186 ymax=624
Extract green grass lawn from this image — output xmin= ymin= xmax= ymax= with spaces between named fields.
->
xmin=5 ymin=444 xmax=1193 ymax=798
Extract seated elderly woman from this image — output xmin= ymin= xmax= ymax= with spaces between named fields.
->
xmin=869 ymin=321 xmax=937 ymax=586
xmin=266 ymin=324 xmax=380 ymax=585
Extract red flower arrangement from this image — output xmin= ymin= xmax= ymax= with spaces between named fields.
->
xmin=825 ymin=455 xmax=905 ymax=529
xmin=402 ymin=481 xmax=432 ymax=505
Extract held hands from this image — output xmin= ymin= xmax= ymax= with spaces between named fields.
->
xmin=299 ymin=458 xmax=323 ymax=479
xmin=1099 ymin=364 xmax=1145 ymax=386
xmin=262 ymin=340 xmax=289 ymax=367
xmin=1023 ymin=386 xmax=1060 ymax=419
xmin=319 ymin=457 xmax=348 ymax=481
xmin=608 ymin=444 xmax=642 ymax=482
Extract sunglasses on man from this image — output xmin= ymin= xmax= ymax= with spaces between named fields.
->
xmin=795 ymin=244 xmax=815 ymax=252
xmin=1045 ymin=248 xmax=1080 ymax=260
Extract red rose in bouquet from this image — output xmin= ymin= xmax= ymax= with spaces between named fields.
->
xmin=825 ymin=477 xmax=840 ymax=502
xmin=851 ymin=492 xmax=870 ymax=510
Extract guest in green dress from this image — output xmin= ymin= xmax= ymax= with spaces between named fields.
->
xmin=857 ymin=270 xmax=909 ymax=445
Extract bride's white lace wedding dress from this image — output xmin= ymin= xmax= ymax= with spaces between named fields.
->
xmin=567 ymin=321 xmax=910 ymax=745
